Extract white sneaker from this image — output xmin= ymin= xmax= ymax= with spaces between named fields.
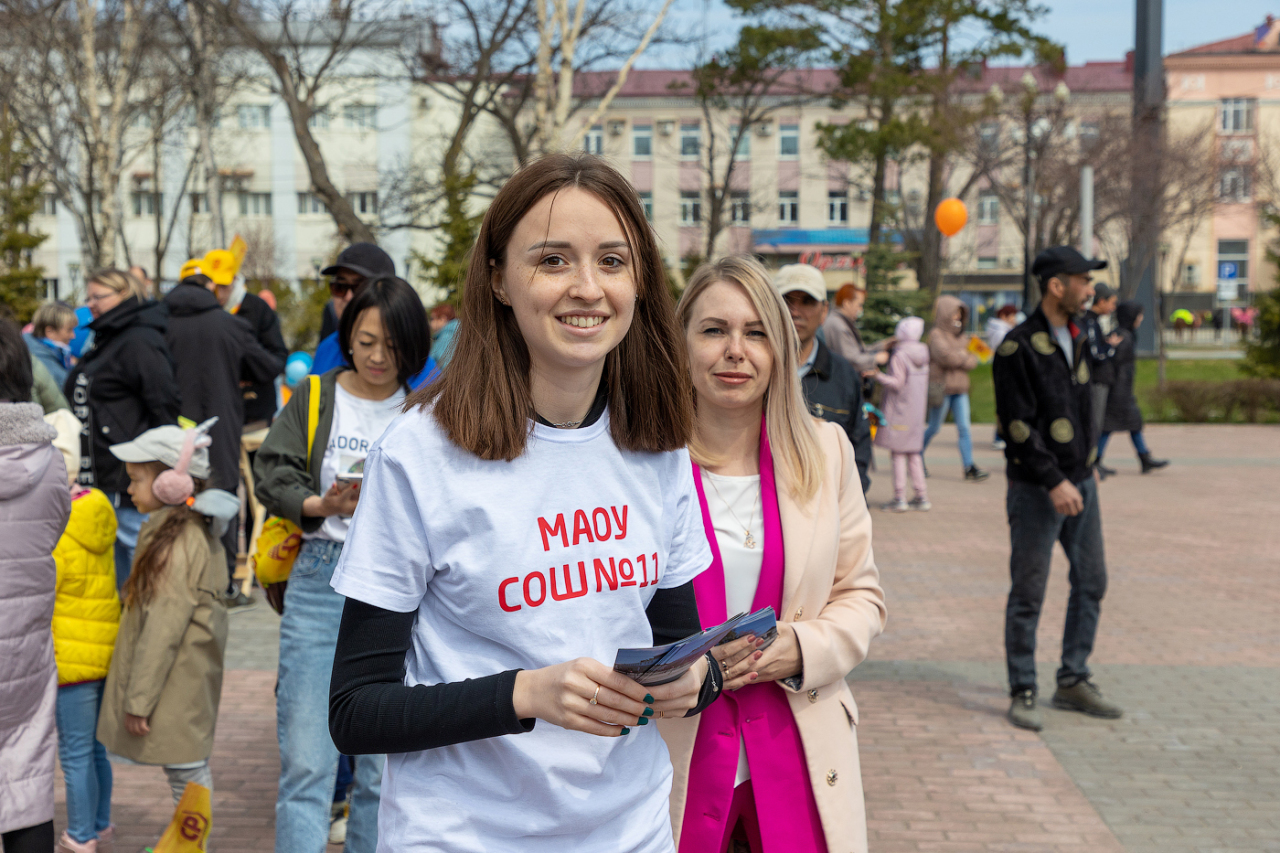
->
xmin=880 ymin=499 xmax=909 ymax=513
xmin=329 ymin=815 xmax=348 ymax=845
xmin=908 ymin=497 xmax=931 ymax=512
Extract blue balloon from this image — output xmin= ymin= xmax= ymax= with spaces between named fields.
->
xmin=285 ymin=351 xmax=312 ymax=387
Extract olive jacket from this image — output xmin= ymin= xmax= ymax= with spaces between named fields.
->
xmin=97 ymin=507 xmax=229 ymax=765
xmin=253 ymin=368 xmax=339 ymax=532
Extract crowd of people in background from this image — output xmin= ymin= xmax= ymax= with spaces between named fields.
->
xmin=0 ymin=150 xmax=1177 ymax=853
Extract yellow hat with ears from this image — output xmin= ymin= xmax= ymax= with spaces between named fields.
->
xmin=201 ymin=249 xmax=237 ymax=286
xmin=179 ymin=259 xmax=204 ymax=281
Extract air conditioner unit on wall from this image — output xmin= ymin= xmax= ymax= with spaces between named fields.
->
xmin=755 ymin=122 xmax=773 ymax=137
xmin=607 ymin=119 xmax=625 ymax=136
xmin=658 ymin=120 xmax=675 ymax=136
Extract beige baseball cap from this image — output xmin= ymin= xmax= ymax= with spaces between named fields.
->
xmin=109 ymin=425 xmax=212 ymax=479
xmin=773 ymin=264 xmax=828 ymax=302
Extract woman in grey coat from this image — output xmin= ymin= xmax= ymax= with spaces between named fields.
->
xmin=0 ymin=317 xmax=72 ymax=853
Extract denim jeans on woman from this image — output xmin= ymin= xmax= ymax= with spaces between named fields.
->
xmin=1004 ymin=476 xmax=1107 ymax=694
xmin=105 ymin=491 xmax=147 ymax=590
xmin=56 ymin=680 xmax=112 ymax=844
xmin=276 ymin=538 xmax=383 ymax=853
xmin=922 ymin=392 xmax=975 ymax=469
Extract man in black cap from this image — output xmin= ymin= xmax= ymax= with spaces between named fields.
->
xmin=311 ymin=243 xmax=397 ymax=375
xmin=1080 ymin=282 xmax=1122 ymax=476
xmin=993 ymin=245 xmax=1123 ymax=731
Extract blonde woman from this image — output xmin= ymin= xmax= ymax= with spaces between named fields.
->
xmin=64 ymin=269 xmax=180 ymax=587
xmin=660 ymin=256 xmax=886 ymax=853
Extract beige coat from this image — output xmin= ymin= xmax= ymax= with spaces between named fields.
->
xmin=659 ymin=420 xmax=887 ymax=853
xmin=98 ymin=507 xmax=228 ymax=765
xmin=927 ymin=295 xmax=978 ymax=396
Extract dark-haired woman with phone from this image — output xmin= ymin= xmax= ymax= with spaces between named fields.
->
xmin=254 ymin=276 xmax=431 ymax=853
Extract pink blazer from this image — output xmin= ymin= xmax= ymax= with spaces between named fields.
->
xmin=658 ymin=420 xmax=887 ymax=853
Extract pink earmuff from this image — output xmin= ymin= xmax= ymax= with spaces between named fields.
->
xmin=153 ymin=419 xmax=216 ymax=505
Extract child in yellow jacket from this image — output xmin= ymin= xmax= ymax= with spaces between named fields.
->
xmin=45 ymin=409 xmax=121 ymax=853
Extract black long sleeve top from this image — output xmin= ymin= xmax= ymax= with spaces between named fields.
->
xmin=328 ymin=581 xmax=707 ymax=755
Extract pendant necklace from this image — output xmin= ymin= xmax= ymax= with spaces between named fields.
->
xmin=706 ymin=474 xmax=760 ymax=549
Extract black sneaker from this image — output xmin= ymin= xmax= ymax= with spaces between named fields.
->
xmin=964 ymin=465 xmax=989 ymax=482
xmin=1096 ymin=463 xmax=1116 ymax=480
xmin=1008 ymin=689 xmax=1043 ymax=731
xmin=224 ymin=590 xmax=259 ymax=614
xmin=1139 ymin=453 xmax=1169 ymax=474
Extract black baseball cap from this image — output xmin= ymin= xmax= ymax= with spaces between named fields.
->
xmin=1093 ymin=282 xmax=1117 ymax=301
xmin=321 ymin=243 xmax=396 ymax=280
xmin=1031 ymin=246 xmax=1107 ymax=283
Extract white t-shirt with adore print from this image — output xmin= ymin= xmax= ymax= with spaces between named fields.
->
xmin=331 ymin=406 xmax=713 ymax=853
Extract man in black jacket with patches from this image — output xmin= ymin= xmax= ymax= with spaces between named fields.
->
xmin=993 ymin=246 xmax=1122 ymax=731
xmin=165 ymin=269 xmax=285 ymax=605
xmin=774 ymin=264 xmax=872 ymax=493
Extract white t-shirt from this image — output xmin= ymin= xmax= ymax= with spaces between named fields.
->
xmin=1051 ymin=323 xmax=1074 ymax=368
xmin=308 ymin=383 xmax=406 ymax=543
xmin=331 ymin=407 xmax=712 ymax=853
xmin=701 ymin=470 xmax=764 ymax=788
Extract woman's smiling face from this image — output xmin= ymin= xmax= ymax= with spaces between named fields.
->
xmin=492 ymin=187 xmax=637 ymax=377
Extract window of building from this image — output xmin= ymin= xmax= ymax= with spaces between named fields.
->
xmin=190 ymin=193 xmax=209 ymax=214
xmin=978 ymin=122 xmax=999 ymax=156
xmin=1079 ymin=120 xmax=1100 ymax=149
xmin=680 ymin=191 xmax=701 ymax=224
xmin=297 ymin=192 xmax=329 ymax=215
xmin=1220 ymin=98 xmax=1255 ymax=134
xmin=343 ymin=104 xmax=377 ymax=131
xmin=977 ymin=191 xmax=999 ymax=225
xmin=680 ymin=123 xmax=700 ymax=158
xmin=1217 ymin=240 xmax=1249 ymax=300
xmin=308 ymin=109 xmax=331 ymax=129
xmin=1219 ymin=166 xmax=1251 ymax=202
xmin=638 ymin=191 xmax=652 ymax=220
xmin=238 ymin=192 xmax=272 ymax=216
xmin=131 ymin=192 xmax=161 ymax=217
xmin=348 ymin=191 xmax=378 ymax=215
xmin=977 ymin=256 xmax=999 ymax=270
xmin=730 ymin=125 xmax=750 ymax=159
xmin=778 ymin=190 xmax=798 ymax=224
xmin=583 ymin=126 xmax=604 ymax=155
xmin=827 ymin=191 xmax=848 ymax=224
xmin=779 ymin=124 xmax=799 ymax=159
xmin=238 ymin=105 xmax=271 ymax=130
xmin=633 ymin=125 xmax=652 ymax=158
xmin=39 ymin=193 xmax=57 ymax=216
xmin=730 ymin=191 xmax=751 ymax=224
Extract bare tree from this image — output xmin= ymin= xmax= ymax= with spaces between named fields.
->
xmin=204 ymin=0 xmax=419 ymax=244
xmin=2 ymin=0 xmax=154 ymax=269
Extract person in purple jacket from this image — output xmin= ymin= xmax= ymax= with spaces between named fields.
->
xmin=871 ymin=316 xmax=931 ymax=512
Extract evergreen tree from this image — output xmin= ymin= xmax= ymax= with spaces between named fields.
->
xmin=413 ymin=171 xmax=481 ymax=309
xmin=0 ymin=108 xmax=48 ymax=323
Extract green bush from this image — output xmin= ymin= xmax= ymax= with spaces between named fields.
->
xmin=1242 ymin=286 xmax=1280 ymax=379
xmin=1149 ymin=379 xmax=1280 ymax=423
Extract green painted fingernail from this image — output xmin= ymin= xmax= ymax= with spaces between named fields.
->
xmin=621 ymin=727 xmax=631 ymax=735
xmin=644 ymin=694 xmax=654 ymax=704
xmin=642 ymin=707 xmax=654 ymax=717
xmin=638 ymin=716 xmax=649 ymax=725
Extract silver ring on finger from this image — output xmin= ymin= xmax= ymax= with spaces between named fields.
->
xmin=589 ymin=684 xmax=601 ymax=706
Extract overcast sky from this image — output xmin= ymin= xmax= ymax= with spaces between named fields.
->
xmin=648 ymin=0 xmax=1271 ymax=67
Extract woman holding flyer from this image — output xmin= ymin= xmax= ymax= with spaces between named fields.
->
xmin=661 ymin=256 xmax=887 ymax=853
xmin=326 ymin=153 xmax=721 ymax=853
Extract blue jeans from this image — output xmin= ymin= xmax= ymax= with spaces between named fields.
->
xmin=923 ymin=393 xmax=975 ymax=469
xmin=1098 ymin=430 xmax=1149 ymax=458
xmin=105 ymin=493 xmax=147 ymax=591
xmin=56 ymin=681 xmax=112 ymax=843
xmin=1004 ymin=477 xmax=1107 ymax=694
xmin=276 ymin=539 xmax=383 ymax=853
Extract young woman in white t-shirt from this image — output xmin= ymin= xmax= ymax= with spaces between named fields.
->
xmin=253 ymin=276 xmax=431 ymax=853
xmin=328 ymin=154 xmax=724 ymax=853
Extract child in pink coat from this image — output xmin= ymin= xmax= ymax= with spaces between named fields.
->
xmin=872 ymin=316 xmax=931 ymax=512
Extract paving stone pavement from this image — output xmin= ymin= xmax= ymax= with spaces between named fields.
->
xmin=52 ymin=425 xmax=1279 ymax=852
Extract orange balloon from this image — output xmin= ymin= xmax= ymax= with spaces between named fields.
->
xmin=934 ymin=198 xmax=968 ymax=237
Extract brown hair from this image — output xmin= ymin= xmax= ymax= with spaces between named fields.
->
xmin=834 ymin=283 xmax=866 ymax=306
xmin=410 ymin=153 xmax=694 ymax=461
xmin=123 ymin=462 xmax=209 ymax=608
xmin=677 ymin=256 xmax=825 ymax=503
xmin=430 ymin=304 xmax=456 ymax=322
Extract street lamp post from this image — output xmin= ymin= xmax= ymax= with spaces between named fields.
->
xmin=68 ymin=262 xmax=81 ymax=303
xmin=1019 ymin=75 xmax=1070 ymax=312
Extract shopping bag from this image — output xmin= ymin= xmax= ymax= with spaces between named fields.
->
xmin=152 ymin=782 xmax=211 ymax=852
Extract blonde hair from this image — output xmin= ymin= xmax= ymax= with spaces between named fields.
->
xmin=32 ymin=302 xmax=77 ymax=339
xmin=87 ymin=268 xmax=145 ymax=302
xmin=676 ymin=255 xmax=825 ymax=504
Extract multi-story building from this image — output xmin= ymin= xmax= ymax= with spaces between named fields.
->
xmin=1165 ymin=16 xmax=1280 ymax=311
